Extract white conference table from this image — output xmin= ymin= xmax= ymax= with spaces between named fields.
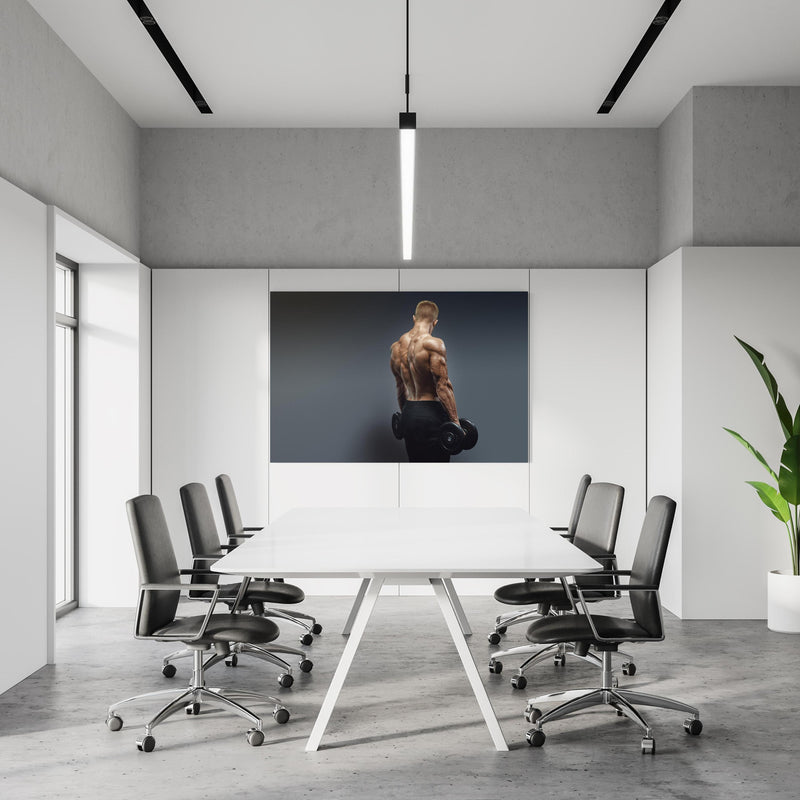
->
xmin=212 ymin=506 xmax=601 ymax=751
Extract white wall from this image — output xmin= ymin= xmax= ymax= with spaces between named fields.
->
xmin=151 ymin=267 xmax=647 ymax=597
xmin=529 ymin=269 xmax=647 ymax=572
xmin=0 ymin=176 xmax=48 ymax=693
xmin=646 ymin=251 xmax=684 ymax=615
xmin=152 ymin=269 xmax=270 ymax=569
xmin=647 ymin=247 xmax=800 ymax=618
xmin=78 ymin=262 xmax=150 ymax=606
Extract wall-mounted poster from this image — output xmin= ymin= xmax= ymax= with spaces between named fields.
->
xmin=270 ymin=291 xmax=528 ymax=463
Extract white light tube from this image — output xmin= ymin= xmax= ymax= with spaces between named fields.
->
xmin=400 ymin=128 xmax=415 ymax=260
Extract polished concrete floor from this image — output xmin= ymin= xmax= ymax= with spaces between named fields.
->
xmin=0 ymin=595 xmax=796 ymax=799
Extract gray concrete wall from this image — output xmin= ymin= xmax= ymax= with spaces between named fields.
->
xmin=140 ymin=128 xmax=658 ymax=269
xmin=658 ymin=90 xmax=694 ymax=259
xmin=692 ymin=87 xmax=800 ymax=248
xmin=0 ymin=0 xmax=140 ymax=256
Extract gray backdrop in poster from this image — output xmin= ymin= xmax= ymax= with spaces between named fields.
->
xmin=270 ymin=291 xmax=528 ymax=462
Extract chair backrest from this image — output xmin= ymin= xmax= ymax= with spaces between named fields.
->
xmin=565 ymin=474 xmax=592 ymax=540
xmin=179 ymin=482 xmax=224 ymax=589
xmin=126 ymin=495 xmax=181 ymax=637
xmin=215 ymin=473 xmax=244 ymax=540
xmin=629 ymin=495 xmax=676 ymax=636
xmin=572 ymin=482 xmax=625 ymax=556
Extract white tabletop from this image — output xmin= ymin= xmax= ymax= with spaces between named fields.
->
xmin=212 ymin=506 xmax=601 ymax=580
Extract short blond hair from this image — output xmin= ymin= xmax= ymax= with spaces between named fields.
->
xmin=414 ymin=300 xmax=439 ymax=321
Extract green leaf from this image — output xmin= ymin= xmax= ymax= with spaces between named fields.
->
xmin=794 ymin=405 xmax=800 ymax=437
xmin=746 ymin=480 xmax=791 ymax=523
xmin=735 ymin=337 xmax=794 ymax=439
xmin=723 ymin=427 xmax=778 ymax=481
xmin=778 ymin=434 xmax=800 ymax=506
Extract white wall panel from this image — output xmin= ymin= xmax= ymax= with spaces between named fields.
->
xmin=681 ymin=248 xmax=800 ymax=618
xmin=79 ymin=262 xmax=148 ymax=606
xmin=399 ymin=463 xmax=530 ymax=595
xmin=529 ymin=269 xmax=647 ymax=572
xmin=152 ymin=269 xmax=269 ymax=568
xmin=647 ymin=251 xmax=684 ymax=615
xmin=0 ymin=177 xmax=48 ymax=693
xmin=269 ymin=463 xmax=399 ymax=594
xmin=399 ymin=269 xmax=529 ymax=291
xmin=270 ymin=269 xmax=398 ymax=292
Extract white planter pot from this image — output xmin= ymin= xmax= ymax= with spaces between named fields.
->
xmin=767 ymin=569 xmax=800 ymax=633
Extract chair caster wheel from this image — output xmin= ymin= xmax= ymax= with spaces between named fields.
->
xmin=299 ymin=658 xmax=313 ymax=673
xmin=554 ymin=654 xmax=566 ymax=667
xmin=641 ymin=736 xmax=655 ymax=754
xmin=487 ymin=632 xmax=502 ymax=645
xmin=311 ymin=623 xmax=323 ymax=635
xmin=510 ymin=674 xmax=527 ymax=690
xmin=162 ymin=664 xmax=177 ymax=678
xmin=524 ymin=705 xmax=542 ymax=724
xmin=622 ymin=661 xmax=636 ymax=676
xmin=273 ymin=707 xmax=290 ymax=725
xmin=612 ymin=675 xmax=619 ymax=689
xmin=488 ymin=659 xmax=503 ymax=674
xmin=186 ymin=702 xmax=200 ymax=715
xmin=497 ymin=626 xmax=507 ymax=634
xmin=137 ymin=734 xmax=156 ymax=752
xmin=300 ymin=633 xmax=314 ymax=646
xmin=225 ymin=654 xmax=239 ymax=667
xmin=684 ymin=718 xmax=703 ymax=736
xmin=247 ymin=728 xmax=265 ymax=746
xmin=526 ymin=728 xmax=546 ymax=747
xmin=278 ymin=673 xmax=294 ymax=688
xmin=106 ymin=713 xmax=123 ymax=732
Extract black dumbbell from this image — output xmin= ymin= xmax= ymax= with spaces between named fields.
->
xmin=460 ymin=418 xmax=478 ymax=450
xmin=439 ymin=418 xmax=479 ymax=455
xmin=391 ymin=412 xmax=404 ymax=439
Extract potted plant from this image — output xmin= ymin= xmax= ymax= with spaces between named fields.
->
xmin=724 ymin=336 xmax=800 ymax=632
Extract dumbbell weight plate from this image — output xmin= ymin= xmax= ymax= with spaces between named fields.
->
xmin=391 ymin=412 xmax=404 ymax=440
xmin=439 ymin=421 xmax=466 ymax=454
xmin=459 ymin=418 xmax=478 ymax=450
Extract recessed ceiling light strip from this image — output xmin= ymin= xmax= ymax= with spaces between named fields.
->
xmin=126 ymin=0 xmax=212 ymax=114
xmin=597 ymin=0 xmax=683 ymax=114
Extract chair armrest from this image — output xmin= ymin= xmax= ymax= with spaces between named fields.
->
xmin=188 ymin=554 xmax=222 ymax=562
xmin=571 ymin=582 xmax=665 ymax=643
xmin=135 ymin=582 xmax=221 ymax=641
xmin=180 ymin=567 xmax=218 ymax=577
xmin=243 ymin=526 xmax=263 ymax=532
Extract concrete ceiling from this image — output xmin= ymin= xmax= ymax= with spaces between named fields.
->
xmin=26 ymin=0 xmax=800 ymax=128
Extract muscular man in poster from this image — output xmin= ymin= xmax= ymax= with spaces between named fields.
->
xmin=390 ymin=300 xmax=462 ymax=462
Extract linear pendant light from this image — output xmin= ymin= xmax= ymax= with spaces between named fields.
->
xmin=399 ymin=0 xmax=416 ymax=261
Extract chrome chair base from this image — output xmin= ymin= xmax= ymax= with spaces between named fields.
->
xmin=106 ymin=646 xmax=290 ymax=750
xmin=523 ymin=650 xmax=701 ymax=751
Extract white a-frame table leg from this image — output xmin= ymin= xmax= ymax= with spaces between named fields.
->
xmin=430 ymin=578 xmax=508 ymax=751
xmin=306 ymin=576 xmax=384 ymax=752
xmin=442 ymin=577 xmax=472 ymax=635
xmin=341 ymin=577 xmax=371 ymax=636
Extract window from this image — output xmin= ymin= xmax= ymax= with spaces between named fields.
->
xmin=55 ymin=256 xmax=77 ymax=615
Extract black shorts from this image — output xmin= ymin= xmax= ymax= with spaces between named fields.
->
xmin=402 ymin=401 xmax=450 ymax=463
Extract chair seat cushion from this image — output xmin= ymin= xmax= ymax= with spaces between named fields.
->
xmin=526 ymin=613 xmax=649 ymax=645
xmin=216 ymin=580 xmax=305 ymax=605
xmin=494 ymin=581 xmax=615 ymax=609
xmin=494 ymin=581 xmax=567 ymax=606
xmin=154 ymin=613 xmax=281 ymax=645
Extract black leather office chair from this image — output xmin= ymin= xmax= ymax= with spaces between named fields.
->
xmin=487 ymin=474 xmax=592 ymax=644
xmin=171 ymin=482 xmax=314 ymax=687
xmin=105 ymin=495 xmax=291 ymax=752
xmin=523 ymin=495 xmax=703 ymax=753
xmin=216 ymin=473 xmax=322 ymax=638
xmin=488 ymin=481 xmax=626 ymax=689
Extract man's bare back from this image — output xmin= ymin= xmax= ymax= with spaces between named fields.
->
xmin=390 ymin=301 xmax=459 ymax=424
